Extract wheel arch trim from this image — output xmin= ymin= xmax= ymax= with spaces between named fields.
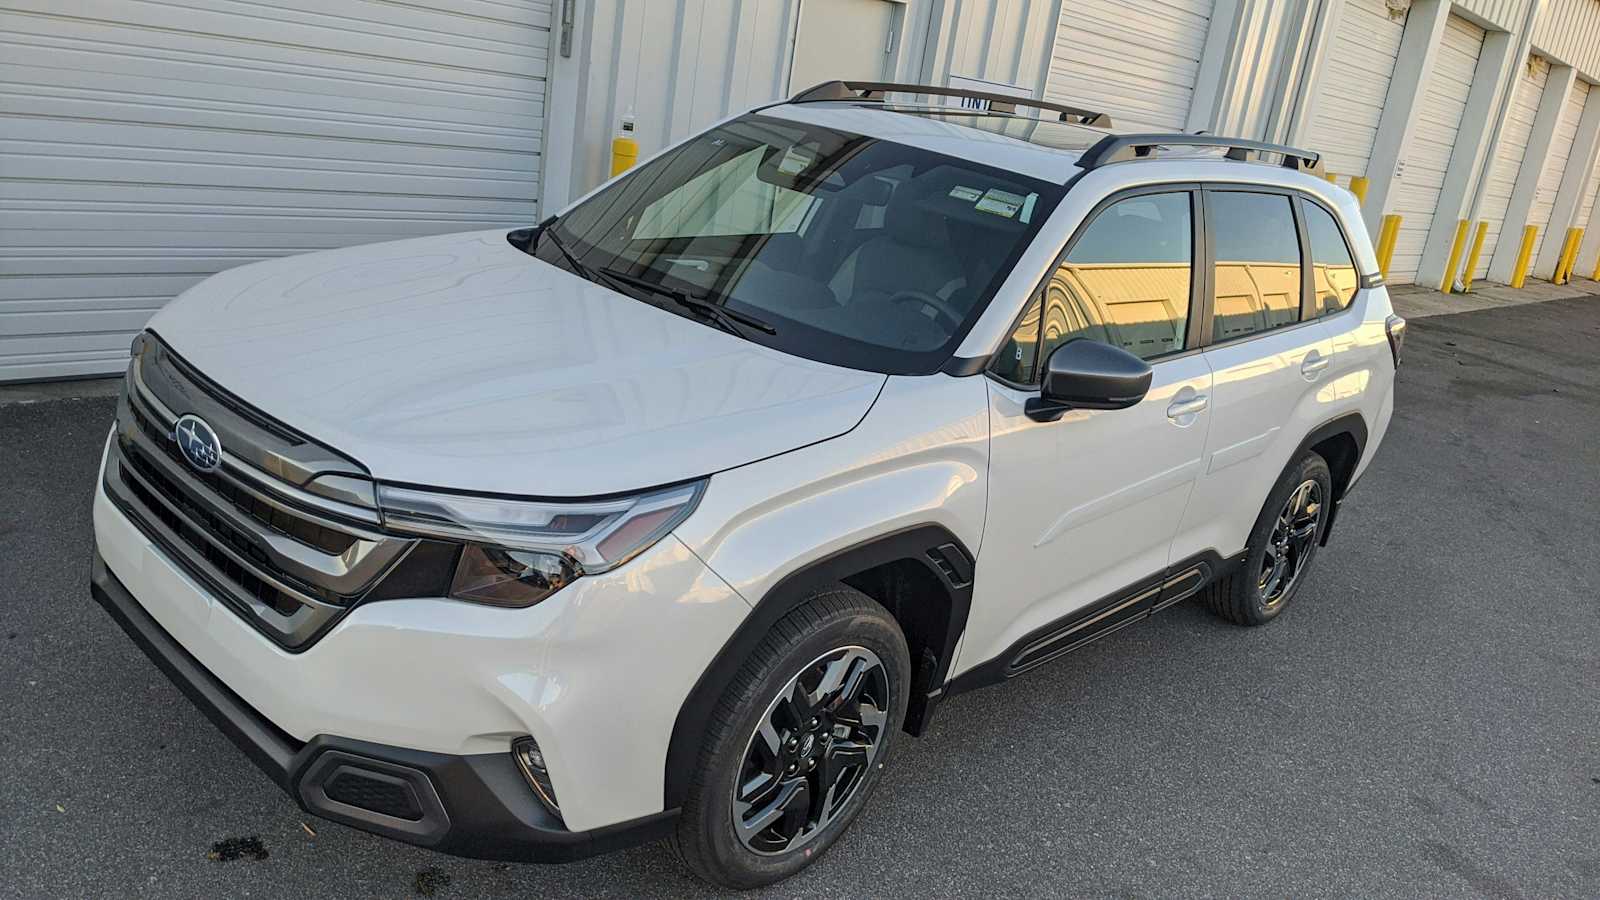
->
xmin=663 ymin=524 xmax=973 ymax=809
xmin=1291 ymin=411 xmax=1368 ymax=545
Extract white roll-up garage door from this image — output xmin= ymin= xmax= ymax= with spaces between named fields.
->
xmin=1526 ymin=78 xmax=1590 ymax=266
xmin=1303 ymin=0 xmax=1407 ymax=185
xmin=0 ymin=0 xmax=551 ymax=382
xmin=1043 ymin=0 xmax=1214 ymax=132
xmin=1576 ymin=143 xmax=1600 ymax=246
xmin=1577 ymin=139 xmax=1600 ymax=230
xmin=1473 ymin=55 xmax=1547 ymax=282
xmin=1388 ymin=14 xmax=1484 ymax=284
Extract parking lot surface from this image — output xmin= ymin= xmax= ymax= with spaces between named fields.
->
xmin=2 ymin=296 xmax=1598 ymax=899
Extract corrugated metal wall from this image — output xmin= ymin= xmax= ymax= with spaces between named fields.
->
xmin=1301 ymin=0 xmax=1406 ymax=180
xmin=931 ymin=0 xmax=1059 ymax=90
xmin=1455 ymin=0 xmax=1535 ymax=31
xmin=1531 ymin=0 xmax=1600 ymax=80
xmin=558 ymin=0 xmax=800 ymax=199
xmin=0 ymin=0 xmax=552 ymax=382
xmin=1044 ymin=0 xmax=1215 ymax=132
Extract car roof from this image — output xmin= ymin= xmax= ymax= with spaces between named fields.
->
xmin=758 ymin=101 xmax=1338 ymax=199
xmin=758 ymin=101 xmax=1096 ymax=185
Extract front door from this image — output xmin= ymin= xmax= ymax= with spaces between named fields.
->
xmin=963 ymin=189 xmax=1213 ymax=675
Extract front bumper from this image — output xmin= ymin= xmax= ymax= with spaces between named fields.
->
xmin=90 ymin=553 xmax=674 ymax=861
xmin=91 ymin=427 xmax=754 ymax=850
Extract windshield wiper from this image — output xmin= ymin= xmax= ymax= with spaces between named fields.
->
xmin=595 ymin=267 xmax=778 ymax=337
xmin=538 ymin=225 xmax=602 ymax=285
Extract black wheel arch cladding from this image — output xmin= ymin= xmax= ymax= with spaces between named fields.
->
xmin=663 ymin=524 xmax=973 ymax=809
xmin=1292 ymin=412 xmax=1368 ymax=546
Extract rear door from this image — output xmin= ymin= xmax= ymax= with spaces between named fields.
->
xmin=1171 ymin=187 xmax=1335 ymax=566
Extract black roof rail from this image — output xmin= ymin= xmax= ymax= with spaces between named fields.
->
xmin=1078 ymin=133 xmax=1324 ymax=176
xmin=789 ymin=80 xmax=1113 ymax=128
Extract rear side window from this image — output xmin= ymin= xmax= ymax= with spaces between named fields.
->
xmin=1303 ymin=202 xmax=1359 ymax=314
xmin=1209 ymin=191 xmax=1302 ymax=342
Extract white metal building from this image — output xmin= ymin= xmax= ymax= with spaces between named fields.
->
xmin=5 ymin=0 xmax=1600 ymax=382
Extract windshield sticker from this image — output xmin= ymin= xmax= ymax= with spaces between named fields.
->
xmin=1020 ymin=192 xmax=1038 ymax=224
xmin=948 ymin=185 xmax=984 ymax=202
xmin=974 ymin=188 xmax=1027 ymax=218
xmin=777 ymin=148 xmax=815 ymax=175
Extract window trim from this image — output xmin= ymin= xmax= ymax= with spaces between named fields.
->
xmin=1199 ymin=184 xmax=1311 ymax=350
xmin=1295 ymin=193 xmax=1362 ymax=318
xmin=985 ymin=182 xmax=1206 ymax=388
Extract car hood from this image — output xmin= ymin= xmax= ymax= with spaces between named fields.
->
xmin=148 ymin=230 xmax=886 ymax=497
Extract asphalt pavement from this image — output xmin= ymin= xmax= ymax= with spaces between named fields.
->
xmin=2 ymin=296 xmax=1597 ymax=899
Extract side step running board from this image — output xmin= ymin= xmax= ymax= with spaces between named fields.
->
xmin=1006 ymin=564 xmax=1210 ymax=677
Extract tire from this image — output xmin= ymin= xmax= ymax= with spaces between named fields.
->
xmin=671 ymin=586 xmax=911 ymax=889
xmin=1203 ymin=452 xmax=1334 ymax=626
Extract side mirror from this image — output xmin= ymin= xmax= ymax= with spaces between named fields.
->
xmin=1025 ymin=339 xmax=1153 ymax=422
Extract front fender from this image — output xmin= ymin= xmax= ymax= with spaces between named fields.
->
xmin=673 ymin=374 xmax=991 ymax=610
xmin=664 ymin=374 xmax=991 ymax=806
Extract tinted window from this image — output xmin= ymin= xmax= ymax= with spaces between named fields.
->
xmin=1304 ymin=202 xmax=1358 ymax=314
xmin=535 ymin=115 xmax=1062 ymax=376
xmin=1209 ymin=191 xmax=1302 ymax=341
xmin=1038 ymin=192 xmax=1193 ymax=365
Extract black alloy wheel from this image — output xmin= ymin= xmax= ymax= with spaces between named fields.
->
xmin=1202 ymin=451 xmax=1333 ymax=626
xmin=1258 ymin=478 xmax=1323 ymax=608
xmin=671 ymin=587 xmax=909 ymax=889
xmin=731 ymin=646 xmax=890 ymax=855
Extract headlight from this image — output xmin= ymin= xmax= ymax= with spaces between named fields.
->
xmin=377 ymin=480 xmax=705 ymax=607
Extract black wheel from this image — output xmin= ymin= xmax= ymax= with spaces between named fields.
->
xmin=671 ymin=587 xmax=910 ymax=889
xmin=1203 ymin=452 xmax=1333 ymax=626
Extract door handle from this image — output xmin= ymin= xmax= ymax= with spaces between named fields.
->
xmin=1166 ymin=395 xmax=1209 ymax=419
xmin=1301 ymin=352 xmax=1330 ymax=378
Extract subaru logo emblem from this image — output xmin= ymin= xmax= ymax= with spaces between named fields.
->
xmin=173 ymin=414 xmax=222 ymax=473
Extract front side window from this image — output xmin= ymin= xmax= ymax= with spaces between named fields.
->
xmin=1038 ymin=191 xmax=1194 ymax=366
xmin=534 ymin=114 xmax=1063 ymax=375
xmin=1209 ymin=191 xmax=1303 ymax=341
xmin=1303 ymin=202 xmax=1358 ymax=314
xmin=993 ymin=295 xmax=1042 ymax=384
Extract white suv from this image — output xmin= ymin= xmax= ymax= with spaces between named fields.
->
xmin=90 ymin=82 xmax=1403 ymax=888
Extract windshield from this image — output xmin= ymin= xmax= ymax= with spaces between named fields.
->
xmin=530 ymin=113 xmax=1064 ymax=374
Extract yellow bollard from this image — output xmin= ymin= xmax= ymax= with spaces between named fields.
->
xmin=1324 ymin=171 xmax=1338 ymax=184
xmin=1440 ymin=219 xmax=1471 ymax=293
xmin=1349 ymin=176 xmax=1370 ymax=209
xmin=1376 ymin=214 xmax=1401 ymax=280
xmin=1460 ymin=221 xmax=1488 ymax=293
xmin=610 ymin=112 xmax=638 ymax=177
xmin=1552 ymin=229 xmax=1572 ymax=284
xmin=1510 ymin=225 xmax=1537 ymax=289
xmin=610 ymin=135 xmax=638 ymax=177
xmin=1592 ymin=240 xmax=1600 ymax=281
xmin=1556 ymin=227 xmax=1584 ymax=284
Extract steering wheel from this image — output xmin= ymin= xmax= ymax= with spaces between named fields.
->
xmin=886 ymin=289 xmax=965 ymax=331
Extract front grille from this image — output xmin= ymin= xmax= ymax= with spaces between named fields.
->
xmin=128 ymin=400 xmax=354 ymax=556
xmin=119 ymin=457 xmax=303 ymax=618
xmin=103 ymin=333 xmax=429 ymax=650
